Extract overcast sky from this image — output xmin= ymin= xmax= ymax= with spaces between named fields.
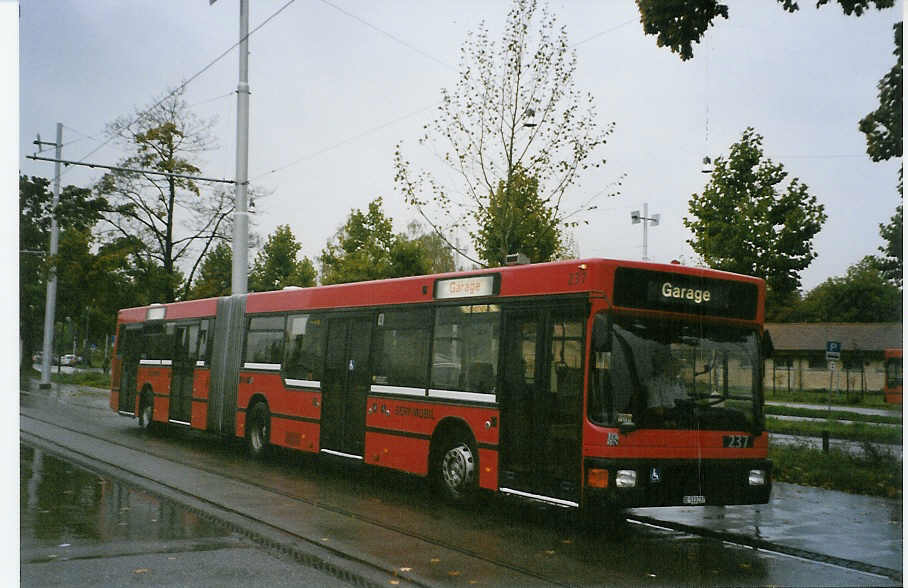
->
xmin=16 ymin=0 xmax=903 ymax=291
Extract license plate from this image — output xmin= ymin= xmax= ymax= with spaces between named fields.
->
xmin=723 ymin=435 xmax=754 ymax=448
xmin=683 ymin=495 xmax=706 ymax=505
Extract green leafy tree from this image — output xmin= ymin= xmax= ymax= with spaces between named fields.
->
xmin=860 ymin=22 xmax=903 ymax=166
xmin=321 ymin=198 xmax=397 ymax=284
xmin=321 ymin=198 xmax=455 ymax=284
xmin=250 ymin=225 xmax=316 ymax=292
xmin=19 ymin=175 xmax=108 ymax=368
xmin=793 ymin=257 xmax=902 ymax=321
xmin=636 ymin=0 xmax=730 ymax=61
xmin=475 ymin=165 xmax=563 ymax=265
xmin=403 ymin=220 xmax=457 ymax=274
xmin=394 ymin=0 xmax=616 ymax=267
xmin=188 ymin=241 xmax=234 ymax=299
xmin=95 ymin=88 xmax=234 ymax=302
xmin=858 ymin=22 xmax=903 ymax=287
xmin=637 ymin=0 xmax=895 ymax=62
xmin=684 ymin=128 xmax=827 ymax=313
xmin=876 ymin=205 xmax=902 ymax=287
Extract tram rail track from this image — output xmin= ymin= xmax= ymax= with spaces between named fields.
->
xmin=20 ymin=407 xmax=901 ymax=584
xmin=21 ymin=410 xmax=571 ymax=587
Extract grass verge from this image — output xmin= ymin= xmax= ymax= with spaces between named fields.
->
xmin=765 ymin=405 xmax=902 ymax=425
xmin=767 ymin=416 xmax=902 ymax=445
xmin=770 ymin=443 xmax=902 ymax=499
xmin=765 ymin=388 xmax=889 ymax=408
xmin=21 ymin=368 xmax=111 ymax=390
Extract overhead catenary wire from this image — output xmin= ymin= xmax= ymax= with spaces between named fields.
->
xmin=26 ymin=154 xmax=235 ymax=185
xmin=251 ymin=12 xmax=637 ymax=180
xmin=251 ymin=102 xmax=438 ymax=180
xmin=62 ymin=0 xmax=298 ymax=172
xmin=189 ymin=91 xmax=237 ymax=108
xmin=571 ymin=18 xmax=636 ymax=48
xmin=317 ymin=0 xmax=455 ymax=71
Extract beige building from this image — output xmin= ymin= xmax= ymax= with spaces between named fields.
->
xmin=764 ymin=323 xmax=902 ymax=397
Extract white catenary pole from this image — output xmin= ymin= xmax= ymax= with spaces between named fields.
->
xmin=231 ymin=0 xmax=250 ymax=294
xmin=39 ymin=123 xmax=63 ymax=388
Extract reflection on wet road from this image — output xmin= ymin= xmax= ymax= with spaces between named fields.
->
xmin=21 ymin=444 xmax=230 ymax=558
xmin=19 ymin=443 xmax=349 ymax=587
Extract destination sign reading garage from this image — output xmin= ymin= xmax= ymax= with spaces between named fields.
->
xmin=612 ymin=267 xmax=759 ymax=320
xmin=434 ymin=274 xmax=500 ymax=300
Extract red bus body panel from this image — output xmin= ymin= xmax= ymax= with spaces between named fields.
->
xmin=109 ymin=258 xmax=769 ymax=506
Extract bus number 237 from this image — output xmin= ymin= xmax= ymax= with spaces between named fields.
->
xmin=722 ymin=435 xmax=754 ymax=449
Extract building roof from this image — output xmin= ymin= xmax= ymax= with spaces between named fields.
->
xmin=765 ymin=323 xmax=903 ymax=353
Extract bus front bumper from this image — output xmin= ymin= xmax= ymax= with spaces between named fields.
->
xmin=583 ymin=458 xmax=772 ymax=509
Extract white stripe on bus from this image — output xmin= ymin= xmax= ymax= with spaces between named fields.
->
xmin=428 ymin=389 xmax=496 ymax=403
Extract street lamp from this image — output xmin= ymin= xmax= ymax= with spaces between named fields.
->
xmin=630 ymin=203 xmax=660 ymax=261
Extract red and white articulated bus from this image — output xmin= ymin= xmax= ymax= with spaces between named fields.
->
xmin=110 ymin=258 xmax=772 ymax=510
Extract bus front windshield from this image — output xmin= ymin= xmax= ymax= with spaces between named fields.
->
xmin=589 ymin=313 xmax=762 ymax=432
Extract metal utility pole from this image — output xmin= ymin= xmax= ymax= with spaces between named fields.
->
xmin=38 ymin=123 xmax=63 ymax=388
xmin=630 ymin=203 xmax=660 ymax=261
xmin=231 ymin=0 xmax=251 ymax=295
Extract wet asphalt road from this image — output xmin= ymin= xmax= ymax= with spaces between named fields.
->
xmin=19 ymin=385 xmax=903 ymax=586
xmin=20 ymin=444 xmax=350 ymax=587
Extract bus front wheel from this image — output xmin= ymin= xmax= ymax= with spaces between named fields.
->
xmin=435 ymin=437 xmax=478 ymax=503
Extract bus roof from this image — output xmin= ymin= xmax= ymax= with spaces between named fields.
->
xmin=116 ymin=258 xmax=765 ymax=323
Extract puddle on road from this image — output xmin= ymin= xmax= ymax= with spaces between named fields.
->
xmin=20 ymin=443 xmax=231 ymax=557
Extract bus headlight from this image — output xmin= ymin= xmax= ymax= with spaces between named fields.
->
xmin=748 ymin=469 xmax=767 ymax=486
xmin=615 ymin=469 xmax=637 ymax=488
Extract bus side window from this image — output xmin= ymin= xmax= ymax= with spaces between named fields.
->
xmin=245 ymin=315 xmax=286 ymax=365
xmin=431 ymin=305 xmax=500 ymax=394
xmin=285 ymin=314 xmax=325 ymax=382
xmin=141 ymin=323 xmax=174 ymax=361
xmin=198 ymin=320 xmax=211 ymax=365
xmin=185 ymin=323 xmax=200 ymax=360
xmin=372 ymin=309 xmax=430 ymax=389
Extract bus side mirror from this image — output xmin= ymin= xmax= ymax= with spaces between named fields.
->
xmin=762 ymin=330 xmax=774 ymax=359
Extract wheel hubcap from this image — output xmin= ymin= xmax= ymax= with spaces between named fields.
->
xmin=442 ymin=444 xmax=475 ymax=492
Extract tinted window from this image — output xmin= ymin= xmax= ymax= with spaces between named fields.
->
xmin=372 ymin=309 xmax=430 ymax=389
xmin=198 ymin=319 xmax=211 ymax=364
xmin=142 ymin=323 xmax=176 ymax=360
xmin=431 ymin=305 xmax=500 ymax=393
xmin=245 ymin=315 xmax=285 ymax=364
xmin=285 ymin=314 xmax=325 ymax=381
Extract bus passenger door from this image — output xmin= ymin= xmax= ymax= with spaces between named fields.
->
xmin=169 ymin=323 xmax=197 ymax=424
xmin=500 ymin=306 xmax=585 ymax=506
xmin=117 ymin=326 xmax=141 ymax=414
xmin=321 ymin=315 xmax=372 ymax=458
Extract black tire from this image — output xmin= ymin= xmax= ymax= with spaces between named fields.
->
xmin=434 ymin=436 xmax=478 ymax=503
xmin=137 ymin=391 xmax=155 ymax=431
xmin=247 ymin=402 xmax=271 ymax=460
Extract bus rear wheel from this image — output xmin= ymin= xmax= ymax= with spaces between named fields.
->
xmin=435 ymin=438 xmax=478 ymax=503
xmin=137 ymin=391 xmax=154 ymax=431
xmin=247 ymin=402 xmax=270 ymax=460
